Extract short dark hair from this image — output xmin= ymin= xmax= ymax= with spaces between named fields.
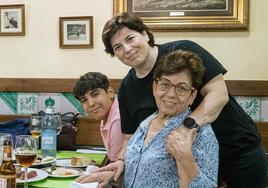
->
xmin=73 ymin=72 xmax=110 ymax=99
xmin=154 ymin=50 xmax=205 ymax=89
xmin=102 ymin=12 xmax=155 ymax=56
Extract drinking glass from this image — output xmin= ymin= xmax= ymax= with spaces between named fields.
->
xmin=54 ymin=114 xmax=62 ymax=135
xmin=15 ymin=135 xmax=37 ymax=188
xmin=29 ymin=115 xmax=42 ymax=148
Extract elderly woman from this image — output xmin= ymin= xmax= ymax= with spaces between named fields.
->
xmin=124 ymin=50 xmax=219 ymax=188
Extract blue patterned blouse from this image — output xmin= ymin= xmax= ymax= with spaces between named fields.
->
xmin=124 ymin=108 xmax=219 ymax=188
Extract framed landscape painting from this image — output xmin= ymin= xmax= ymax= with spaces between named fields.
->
xmin=0 ymin=4 xmax=25 ymax=36
xmin=113 ymin=0 xmax=249 ymax=31
xmin=59 ymin=16 xmax=93 ymax=49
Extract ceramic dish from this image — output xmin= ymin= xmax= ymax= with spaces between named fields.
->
xmin=42 ymin=167 xmax=83 ymax=178
xmin=32 ymin=157 xmax=56 ymax=166
xmin=16 ymin=168 xmax=48 ymax=183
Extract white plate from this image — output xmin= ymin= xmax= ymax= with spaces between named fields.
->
xmin=32 ymin=157 xmax=56 ymax=166
xmin=15 ymin=157 xmax=56 ymax=167
xmin=16 ymin=168 xmax=48 ymax=183
xmin=55 ymin=158 xmax=93 ymax=168
xmin=42 ymin=167 xmax=83 ymax=178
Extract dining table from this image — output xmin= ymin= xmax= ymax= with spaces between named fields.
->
xmin=16 ymin=150 xmax=106 ymax=188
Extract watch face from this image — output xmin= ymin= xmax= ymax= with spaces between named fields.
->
xmin=183 ymin=117 xmax=196 ymax=128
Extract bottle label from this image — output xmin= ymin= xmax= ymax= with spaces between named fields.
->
xmin=2 ymin=146 xmax=12 ymax=160
xmin=32 ymin=118 xmax=37 ymax=125
xmin=0 ymin=177 xmax=7 ymax=187
xmin=41 ymin=130 xmax=56 ymax=150
xmin=42 ymin=136 xmax=53 ymax=145
xmin=0 ymin=175 xmax=16 ymax=188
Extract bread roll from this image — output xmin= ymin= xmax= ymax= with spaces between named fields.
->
xmin=71 ymin=156 xmax=93 ymax=166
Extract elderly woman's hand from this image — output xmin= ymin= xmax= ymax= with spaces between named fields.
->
xmin=96 ymin=160 xmax=124 ymax=181
xmin=75 ymin=171 xmax=115 ymax=188
xmin=166 ymin=128 xmax=197 ymax=161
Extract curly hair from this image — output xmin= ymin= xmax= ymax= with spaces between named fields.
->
xmin=73 ymin=72 xmax=110 ymax=99
xmin=154 ymin=50 xmax=206 ymax=89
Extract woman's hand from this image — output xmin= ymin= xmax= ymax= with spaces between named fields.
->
xmin=96 ymin=160 xmax=124 ymax=181
xmin=75 ymin=170 xmax=115 ymax=188
xmin=166 ymin=128 xmax=198 ymax=187
xmin=166 ymin=128 xmax=197 ymax=161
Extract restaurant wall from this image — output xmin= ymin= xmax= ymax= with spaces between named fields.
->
xmin=0 ymin=0 xmax=267 ymax=80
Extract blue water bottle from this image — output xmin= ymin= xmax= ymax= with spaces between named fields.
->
xmin=41 ymin=98 xmax=57 ymax=158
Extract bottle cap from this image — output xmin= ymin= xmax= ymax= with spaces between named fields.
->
xmin=45 ymin=97 xmax=55 ymax=107
xmin=45 ymin=97 xmax=55 ymax=114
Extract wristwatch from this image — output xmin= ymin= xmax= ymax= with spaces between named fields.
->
xmin=183 ymin=117 xmax=200 ymax=132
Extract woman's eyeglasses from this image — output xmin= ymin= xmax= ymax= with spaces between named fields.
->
xmin=156 ymin=78 xmax=194 ymax=96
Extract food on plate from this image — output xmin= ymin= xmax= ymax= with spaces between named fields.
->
xmin=42 ymin=156 xmax=54 ymax=162
xmin=71 ymin=156 xmax=94 ymax=166
xmin=35 ymin=156 xmax=54 ymax=163
xmin=16 ymin=170 xmax=38 ymax=180
xmin=51 ymin=167 xmax=78 ymax=176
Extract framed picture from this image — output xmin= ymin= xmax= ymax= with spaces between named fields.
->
xmin=113 ymin=0 xmax=248 ymax=31
xmin=59 ymin=16 xmax=93 ymax=49
xmin=0 ymin=4 xmax=25 ymax=36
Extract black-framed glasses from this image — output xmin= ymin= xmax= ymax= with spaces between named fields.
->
xmin=156 ymin=78 xmax=195 ymax=96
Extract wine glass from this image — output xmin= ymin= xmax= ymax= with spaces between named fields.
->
xmin=15 ymin=135 xmax=37 ymax=188
xmin=29 ymin=115 xmax=42 ymax=148
xmin=54 ymin=114 xmax=62 ymax=135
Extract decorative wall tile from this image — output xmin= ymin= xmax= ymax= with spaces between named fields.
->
xmin=0 ymin=98 xmax=15 ymax=114
xmin=0 ymin=92 xmax=17 ymax=113
xmin=0 ymin=92 xmax=85 ymax=115
xmin=260 ymin=97 xmax=268 ymax=121
xmin=17 ymin=93 xmax=39 ymax=114
xmin=62 ymin=93 xmax=84 ymax=114
xmin=38 ymin=93 xmax=61 ymax=113
xmin=61 ymin=94 xmax=81 ymax=114
xmin=235 ymin=96 xmax=261 ymax=122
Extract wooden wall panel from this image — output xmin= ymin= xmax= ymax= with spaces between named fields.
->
xmin=226 ymin=80 xmax=268 ymax=96
xmin=0 ymin=78 xmax=122 ymax=93
xmin=257 ymin=122 xmax=268 ymax=153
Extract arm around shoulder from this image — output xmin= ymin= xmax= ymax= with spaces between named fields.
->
xmin=190 ymin=74 xmax=229 ymax=126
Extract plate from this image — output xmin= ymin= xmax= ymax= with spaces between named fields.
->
xmin=55 ymin=158 xmax=94 ymax=168
xmin=42 ymin=167 xmax=83 ymax=178
xmin=15 ymin=157 xmax=56 ymax=167
xmin=32 ymin=157 xmax=56 ymax=166
xmin=16 ymin=168 xmax=48 ymax=183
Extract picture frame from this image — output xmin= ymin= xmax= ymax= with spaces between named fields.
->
xmin=113 ymin=0 xmax=249 ymax=31
xmin=0 ymin=4 xmax=25 ymax=36
xmin=59 ymin=16 xmax=93 ymax=49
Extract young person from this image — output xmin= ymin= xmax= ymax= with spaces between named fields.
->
xmin=73 ymin=72 xmax=124 ymax=162
xmin=85 ymin=12 xmax=267 ymax=187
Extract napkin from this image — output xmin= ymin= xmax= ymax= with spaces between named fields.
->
xmin=69 ymin=165 xmax=99 ymax=188
xmin=69 ymin=182 xmax=98 ymax=188
xmin=85 ymin=165 xmax=99 ymax=174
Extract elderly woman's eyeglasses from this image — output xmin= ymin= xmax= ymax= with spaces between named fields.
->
xmin=156 ymin=78 xmax=195 ymax=96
